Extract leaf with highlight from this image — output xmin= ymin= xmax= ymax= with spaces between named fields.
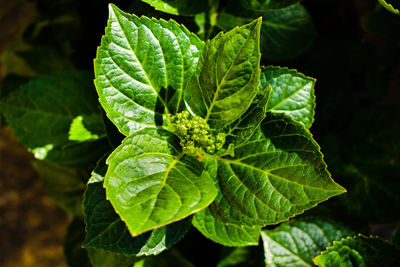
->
xmin=185 ymin=18 xmax=261 ymax=129
xmin=261 ymin=218 xmax=353 ymax=266
xmin=262 ymin=66 xmax=316 ymax=128
xmin=84 ymin=154 xmax=192 ymax=256
xmin=192 ymin=206 xmax=261 ymax=247
xmin=313 ymin=235 xmax=400 ymax=267
xmin=104 ymin=127 xmax=217 ymax=236
xmin=204 ymin=113 xmax=345 ymax=227
xmin=94 ymin=4 xmax=204 ymax=136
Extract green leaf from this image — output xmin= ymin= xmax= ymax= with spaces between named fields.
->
xmin=224 ymin=84 xmax=270 ymax=146
xmin=261 ymin=218 xmax=354 ymax=266
xmin=88 ymin=249 xmax=137 ymax=267
xmin=95 ymin=4 xmax=204 ymax=136
xmin=84 ymin=154 xmax=192 ymax=256
xmin=313 ymin=235 xmax=400 ymax=267
xmin=33 ymin=160 xmax=87 ymax=216
xmin=185 ymin=18 xmax=262 ymax=129
xmin=69 ymin=115 xmax=100 ymax=142
xmin=64 ymin=218 xmax=91 ymax=267
xmin=240 ymin=0 xmax=300 ymax=11
xmin=262 ymin=66 xmax=316 ymax=128
xmin=216 ymin=4 xmax=316 ymax=61
xmin=140 ymin=0 xmax=208 ymax=16
xmin=203 ymin=113 xmax=345 ymax=227
xmin=0 ymin=71 xmax=105 ymax=152
xmin=378 ymin=0 xmax=400 ymax=15
xmin=192 ymin=206 xmax=261 ymax=246
xmin=105 ymin=127 xmax=217 ymax=236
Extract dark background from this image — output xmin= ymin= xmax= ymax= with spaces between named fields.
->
xmin=0 ymin=0 xmax=399 ymax=266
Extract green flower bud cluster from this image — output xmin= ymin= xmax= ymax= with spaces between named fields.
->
xmin=168 ymin=111 xmax=226 ymax=155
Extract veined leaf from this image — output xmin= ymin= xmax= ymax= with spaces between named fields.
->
xmin=192 ymin=206 xmax=261 ymax=246
xmin=95 ymin=4 xmax=204 ymax=136
xmin=104 ymin=127 xmax=217 ymax=236
xmin=0 ymin=71 xmax=104 ymax=151
xmin=378 ymin=0 xmax=400 ymax=15
xmin=224 ymin=83 xmax=270 ymax=146
xmin=262 ymin=66 xmax=316 ymax=128
xmin=84 ymin=154 xmax=192 ymax=256
xmin=204 ymin=113 xmax=345 ymax=227
xmin=313 ymin=235 xmax=400 ymax=267
xmin=216 ymin=4 xmax=316 ymax=61
xmin=140 ymin=0 xmax=208 ymax=16
xmin=261 ymin=218 xmax=353 ymax=266
xmin=185 ymin=18 xmax=261 ymax=129
xmin=87 ymin=249 xmax=137 ymax=267
xmin=240 ymin=0 xmax=300 ymax=11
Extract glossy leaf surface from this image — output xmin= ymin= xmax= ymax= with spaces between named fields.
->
xmin=95 ymin=4 xmax=204 ymax=136
xmin=204 ymin=113 xmax=345 ymax=227
xmin=185 ymin=18 xmax=261 ymax=129
xmin=192 ymin=206 xmax=261 ymax=246
xmin=104 ymin=127 xmax=217 ymax=236
xmin=140 ymin=0 xmax=208 ymax=16
xmin=84 ymin=155 xmax=192 ymax=256
xmin=313 ymin=235 xmax=400 ymax=267
xmin=261 ymin=219 xmax=353 ymax=266
xmin=378 ymin=0 xmax=400 ymax=15
xmin=262 ymin=66 xmax=316 ymax=128
xmin=224 ymin=84 xmax=269 ymax=146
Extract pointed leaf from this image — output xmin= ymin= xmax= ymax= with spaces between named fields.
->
xmin=140 ymin=0 xmax=208 ymax=16
xmin=94 ymin=4 xmax=204 ymax=136
xmin=261 ymin=218 xmax=353 ymax=266
xmin=104 ymin=127 xmax=217 ymax=236
xmin=192 ymin=206 xmax=261 ymax=247
xmin=185 ymin=18 xmax=261 ymax=129
xmin=378 ymin=0 xmax=400 ymax=15
xmin=204 ymin=113 xmax=345 ymax=227
xmin=84 ymin=155 xmax=192 ymax=256
xmin=240 ymin=0 xmax=300 ymax=11
xmin=313 ymin=235 xmax=400 ymax=267
xmin=262 ymin=66 xmax=316 ymax=128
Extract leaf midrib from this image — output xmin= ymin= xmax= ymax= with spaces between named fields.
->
xmin=205 ymin=24 xmax=257 ymax=122
xmin=208 ymin=155 xmax=339 ymax=191
xmin=112 ymin=9 xmax=170 ymax=114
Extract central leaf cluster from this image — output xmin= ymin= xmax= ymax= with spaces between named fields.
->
xmin=168 ymin=111 xmax=225 ymax=155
